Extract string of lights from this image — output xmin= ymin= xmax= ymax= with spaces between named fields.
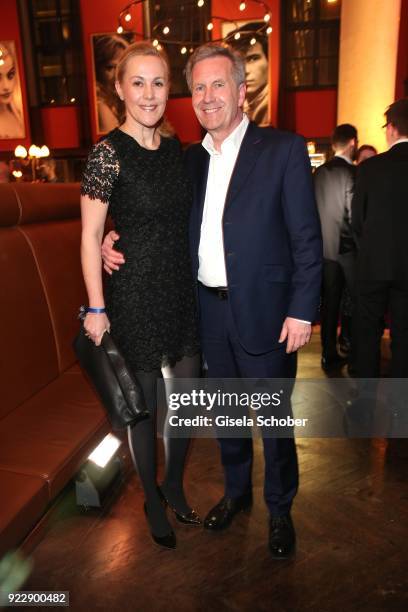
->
xmin=116 ymin=0 xmax=274 ymax=53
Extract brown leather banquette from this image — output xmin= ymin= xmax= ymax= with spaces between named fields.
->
xmin=0 ymin=183 xmax=109 ymax=557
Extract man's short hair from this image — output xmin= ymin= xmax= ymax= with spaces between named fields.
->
xmin=185 ymin=43 xmax=245 ymax=91
xmin=384 ymin=98 xmax=408 ymax=137
xmin=357 ymin=144 xmax=377 ymax=158
xmin=331 ymin=124 xmax=358 ymax=147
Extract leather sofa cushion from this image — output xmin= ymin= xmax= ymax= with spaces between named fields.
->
xmin=0 ymin=184 xmax=20 ymax=227
xmin=0 ymin=365 xmax=110 ymax=498
xmin=0 ymin=228 xmax=59 ymax=419
xmin=20 ymin=219 xmax=87 ymax=373
xmin=0 ymin=470 xmax=48 ymax=558
xmin=0 ymin=183 xmax=81 ymax=228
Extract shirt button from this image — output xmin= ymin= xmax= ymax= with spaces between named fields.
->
xmin=226 ymin=252 xmax=234 ymax=257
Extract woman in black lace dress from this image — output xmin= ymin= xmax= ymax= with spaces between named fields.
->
xmin=80 ymin=42 xmax=201 ymax=549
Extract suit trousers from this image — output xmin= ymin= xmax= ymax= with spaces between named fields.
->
xmin=321 ymin=254 xmax=356 ymax=360
xmin=198 ymin=283 xmax=299 ymax=517
xmin=354 ymin=280 xmax=408 ymax=378
xmin=321 ymin=259 xmax=344 ymax=359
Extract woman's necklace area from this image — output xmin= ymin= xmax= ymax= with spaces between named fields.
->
xmin=119 ymin=127 xmax=161 ymax=151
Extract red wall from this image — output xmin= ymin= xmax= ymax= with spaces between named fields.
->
xmin=166 ymin=98 xmax=202 ymax=144
xmin=281 ymin=89 xmax=337 ymax=138
xmin=41 ymin=106 xmax=82 ymax=149
xmin=0 ymin=0 xmax=30 ymax=152
xmin=395 ymin=0 xmax=408 ymax=99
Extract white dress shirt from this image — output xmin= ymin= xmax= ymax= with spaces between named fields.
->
xmin=334 ymin=153 xmax=353 ymax=165
xmin=391 ymin=138 xmax=408 ymax=147
xmin=198 ymin=114 xmax=249 ymax=287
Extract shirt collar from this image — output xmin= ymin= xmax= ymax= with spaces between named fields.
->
xmin=202 ymin=114 xmax=249 ymax=156
xmin=334 ymin=153 xmax=353 ymax=165
xmin=391 ymin=138 xmax=408 ymax=148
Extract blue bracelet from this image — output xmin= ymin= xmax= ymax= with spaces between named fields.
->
xmin=86 ymin=307 xmax=106 ymax=314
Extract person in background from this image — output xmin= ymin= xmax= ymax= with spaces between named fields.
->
xmin=314 ymin=124 xmax=358 ymax=371
xmin=352 ymin=99 xmax=408 ymax=381
xmin=39 ymin=159 xmax=59 ymax=183
xmin=340 ymin=144 xmax=377 ymax=363
xmin=94 ymin=34 xmax=129 ymax=133
xmin=356 ymin=144 xmax=377 ymax=164
xmin=80 ymin=42 xmax=201 ymax=550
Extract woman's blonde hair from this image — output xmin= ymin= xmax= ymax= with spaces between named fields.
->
xmin=115 ymin=41 xmax=174 ymax=136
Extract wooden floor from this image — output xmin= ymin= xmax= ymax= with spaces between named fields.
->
xmin=16 ymin=331 xmax=408 ymax=612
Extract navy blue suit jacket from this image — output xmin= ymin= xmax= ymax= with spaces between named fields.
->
xmin=185 ymin=122 xmax=322 ymax=354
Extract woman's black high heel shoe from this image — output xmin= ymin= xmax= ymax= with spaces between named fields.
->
xmin=143 ymin=503 xmax=177 ymax=549
xmin=158 ymin=486 xmax=202 ymax=526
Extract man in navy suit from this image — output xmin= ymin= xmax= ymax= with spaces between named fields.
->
xmin=102 ymin=43 xmax=322 ymax=558
xmin=184 ymin=43 xmax=321 ymax=558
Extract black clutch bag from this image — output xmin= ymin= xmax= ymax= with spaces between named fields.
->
xmin=73 ymin=324 xmax=149 ymax=430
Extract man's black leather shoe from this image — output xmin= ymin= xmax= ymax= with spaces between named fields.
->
xmin=269 ymin=513 xmax=295 ymax=559
xmin=204 ymin=494 xmax=252 ymax=531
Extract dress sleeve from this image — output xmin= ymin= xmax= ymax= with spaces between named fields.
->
xmin=80 ymin=139 xmax=119 ymax=204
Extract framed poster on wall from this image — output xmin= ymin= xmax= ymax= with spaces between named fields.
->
xmin=222 ymin=21 xmax=271 ymax=126
xmin=91 ymin=32 xmax=133 ymax=135
xmin=0 ymin=41 xmax=25 ymax=139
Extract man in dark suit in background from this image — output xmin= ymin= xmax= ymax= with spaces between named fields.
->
xmin=352 ymin=98 xmax=408 ymax=380
xmin=314 ymin=124 xmax=358 ymax=371
xmin=102 ymin=43 xmax=322 ymax=558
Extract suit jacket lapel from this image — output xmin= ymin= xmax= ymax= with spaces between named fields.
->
xmin=225 ymin=122 xmax=265 ymax=206
xmin=193 ymin=145 xmax=210 ymax=223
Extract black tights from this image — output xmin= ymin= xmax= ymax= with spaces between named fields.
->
xmin=127 ymin=354 xmax=201 ymax=537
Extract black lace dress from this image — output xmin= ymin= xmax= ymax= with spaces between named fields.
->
xmin=81 ymin=128 xmax=200 ymax=371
